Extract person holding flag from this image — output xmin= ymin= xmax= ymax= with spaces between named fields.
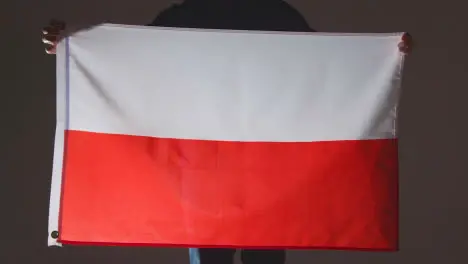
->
xmin=42 ymin=1 xmax=412 ymax=263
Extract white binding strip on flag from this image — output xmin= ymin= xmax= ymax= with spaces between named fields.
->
xmin=66 ymin=24 xmax=404 ymax=142
xmin=48 ymin=37 xmax=68 ymax=247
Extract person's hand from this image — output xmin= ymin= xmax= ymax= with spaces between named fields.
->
xmin=42 ymin=19 xmax=66 ymax=55
xmin=398 ymin=33 xmax=412 ymax=54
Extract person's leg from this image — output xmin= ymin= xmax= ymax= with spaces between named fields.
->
xmin=240 ymin=249 xmax=286 ymax=264
xmin=189 ymin=248 xmax=236 ymax=264
xmin=189 ymin=248 xmax=200 ymax=264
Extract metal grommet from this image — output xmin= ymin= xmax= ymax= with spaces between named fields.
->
xmin=51 ymin=231 xmax=59 ymax=239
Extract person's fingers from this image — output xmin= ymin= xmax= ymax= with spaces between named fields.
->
xmin=43 ymin=20 xmax=66 ymax=36
xmin=396 ymin=32 xmax=412 ymax=54
xmin=402 ymin=32 xmax=412 ymax=43
xmin=402 ymin=32 xmax=412 ymax=53
xmin=45 ymin=45 xmax=57 ymax=55
xmin=42 ymin=19 xmax=65 ymax=55
xmin=398 ymin=41 xmax=405 ymax=50
xmin=42 ymin=26 xmax=60 ymax=35
xmin=398 ymin=42 xmax=407 ymax=53
xmin=42 ymin=34 xmax=58 ymax=45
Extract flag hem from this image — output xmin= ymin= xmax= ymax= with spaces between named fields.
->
xmin=101 ymin=23 xmax=405 ymax=38
xmin=47 ymin=37 xmax=70 ymax=247
xmin=57 ymin=240 xmax=399 ymax=252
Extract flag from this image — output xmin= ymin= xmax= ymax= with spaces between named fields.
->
xmin=48 ymin=24 xmax=405 ymax=251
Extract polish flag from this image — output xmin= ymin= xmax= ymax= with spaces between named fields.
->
xmin=48 ymin=24 xmax=405 ymax=251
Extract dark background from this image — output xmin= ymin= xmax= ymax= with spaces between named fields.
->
xmin=3 ymin=0 xmax=467 ymax=263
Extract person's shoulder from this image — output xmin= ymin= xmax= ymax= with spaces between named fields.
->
xmin=148 ymin=4 xmax=184 ymax=27
xmin=274 ymin=1 xmax=315 ymax=32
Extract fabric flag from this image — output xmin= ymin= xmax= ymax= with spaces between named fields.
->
xmin=48 ymin=24 xmax=405 ymax=251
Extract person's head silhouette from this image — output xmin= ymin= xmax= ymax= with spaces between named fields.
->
xmin=149 ymin=0 xmax=315 ymax=32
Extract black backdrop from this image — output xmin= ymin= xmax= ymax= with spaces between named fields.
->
xmin=3 ymin=0 xmax=468 ymax=263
